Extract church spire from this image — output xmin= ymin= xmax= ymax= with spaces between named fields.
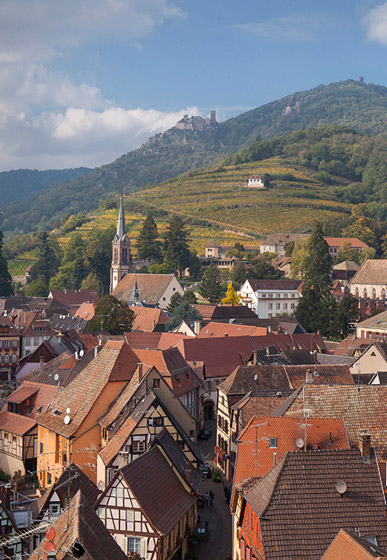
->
xmin=116 ymin=193 xmax=126 ymax=240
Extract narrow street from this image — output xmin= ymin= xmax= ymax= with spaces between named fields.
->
xmin=196 ymin=421 xmax=232 ymax=560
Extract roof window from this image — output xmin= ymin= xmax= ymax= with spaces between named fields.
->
xmin=269 ymin=437 xmax=277 ymax=448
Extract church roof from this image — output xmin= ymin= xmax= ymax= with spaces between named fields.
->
xmin=115 ymin=193 xmax=126 ymax=241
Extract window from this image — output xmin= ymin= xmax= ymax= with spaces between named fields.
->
xmin=3 ymin=341 xmax=9 ymax=348
xmin=153 ymin=378 xmax=160 ymax=388
xmin=283 ymin=303 xmax=288 ymax=310
xmin=276 ymin=303 xmax=280 ymax=310
xmin=11 ymin=340 xmax=17 ymax=348
xmin=126 ymin=510 xmax=134 ymax=522
xmin=40 ymin=442 xmax=44 ymax=454
xmin=128 ymin=537 xmax=142 ymax=554
xmin=269 ymin=438 xmax=277 ymax=448
xmin=11 ymin=354 xmax=17 ymax=363
xmin=3 ymin=354 xmax=9 ymax=363
xmin=49 ymin=503 xmax=60 ymax=516
xmin=132 ymin=440 xmax=146 ymax=453
xmin=268 ymin=303 xmax=273 ymax=310
xmin=98 ymin=507 xmax=106 ymax=520
xmin=291 ymin=303 xmax=295 ymax=310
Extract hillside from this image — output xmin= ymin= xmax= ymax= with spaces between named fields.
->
xmin=1 ymin=79 xmax=386 ymax=237
xmin=0 ymin=167 xmax=91 ymax=207
xmin=11 ymin=125 xmax=383 ymax=278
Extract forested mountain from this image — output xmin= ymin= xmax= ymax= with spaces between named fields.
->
xmin=0 ymin=168 xmax=91 ymax=207
xmin=1 ymin=79 xmax=386 ymax=237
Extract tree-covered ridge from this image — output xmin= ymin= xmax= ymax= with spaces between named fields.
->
xmin=0 ymin=167 xmax=91 ymax=207
xmin=1 ymin=79 xmax=386 ymax=237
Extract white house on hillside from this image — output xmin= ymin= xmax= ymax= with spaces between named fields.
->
xmin=239 ymin=279 xmax=301 ymax=318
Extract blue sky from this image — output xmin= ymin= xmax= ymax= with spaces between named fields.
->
xmin=0 ymin=0 xmax=386 ymax=170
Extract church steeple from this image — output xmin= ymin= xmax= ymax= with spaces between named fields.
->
xmin=116 ymin=193 xmax=126 ymax=240
xmin=110 ymin=193 xmax=131 ymax=294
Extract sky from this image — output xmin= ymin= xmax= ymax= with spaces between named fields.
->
xmin=0 ymin=0 xmax=386 ymax=171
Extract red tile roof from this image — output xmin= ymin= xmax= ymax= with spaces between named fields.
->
xmin=130 ymin=306 xmax=170 ymax=332
xmin=50 ymin=289 xmax=99 ymax=309
xmin=112 ymin=273 xmax=180 ymax=305
xmin=118 ymin=446 xmax=196 ymax=535
xmin=322 ymin=529 xmax=387 ymax=560
xmin=275 ymin=384 xmax=387 ymax=455
xmin=73 ymin=302 xmax=95 ymax=320
xmin=234 ymin=417 xmax=349 ymax=488
xmin=30 ymin=491 xmax=127 ymax=560
xmin=125 ymin=331 xmax=189 ymax=350
xmin=37 ymin=341 xmax=140 ymax=437
xmin=198 ymin=321 xmax=267 ymax=338
xmin=0 ymin=410 xmax=36 ymax=435
xmin=176 ymin=334 xmax=327 ymax=379
xmin=325 ymin=237 xmax=369 ymax=248
xmin=244 ymin=449 xmax=387 ymax=560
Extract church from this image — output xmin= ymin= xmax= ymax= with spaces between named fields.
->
xmin=110 ymin=195 xmax=184 ymax=309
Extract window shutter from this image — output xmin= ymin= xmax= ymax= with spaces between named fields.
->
xmin=141 ymin=537 xmax=147 ymax=558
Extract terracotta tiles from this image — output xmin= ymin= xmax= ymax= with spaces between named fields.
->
xmin=30 ymin=491 xmax=126 ymax=560
xmin=275 ymin=384 xmax=387 ymax=455
xmin=0 ymin=411 xmax=35 ymax=435
xmin=244 ymin=449 xmax=387 ymax=559
xmin=119 ymin=446 xmax=196 ymax=536
xmin=322 ymin=529 xmax=387 ymax=560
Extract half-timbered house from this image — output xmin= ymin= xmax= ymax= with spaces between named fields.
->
xmin=36 ymin=340 xmax=141 ymax=487
xmin=0 ymin=493 xmax=23 ymax=560
xmin=37 ymin=463 xmax=100 ymax=523
xmin=0 ymin=411 xmax=36 ymax=477
xmin=97 ymin=387 xmax=202 ymax=489
xmin=30 ymin=490 xmax=127 ymax=560
xmin=96 ymin=446 xmax=197 ymax=560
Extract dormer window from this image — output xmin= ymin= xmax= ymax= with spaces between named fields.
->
xmin=269 ymin=438 xmax=277 ymax=448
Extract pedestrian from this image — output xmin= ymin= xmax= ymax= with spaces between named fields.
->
xmin=204 ymin=492 xmax=210 ymax=507
xmin=223 ymin=485 xmax=228 ymax=496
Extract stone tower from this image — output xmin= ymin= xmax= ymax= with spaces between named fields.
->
xmin=110 ymin=194 xmax=131 ymax=293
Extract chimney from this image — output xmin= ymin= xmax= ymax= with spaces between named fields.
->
xmin=252 ymin=350 xmax=257 ymax=365
xmin=359 ymin=429 xmax=371 ymax=461
xmin=39 ymin=355 xmax=44 ymax=374
xmin=194 ymin=321 xmax=201 ymax=336
xmin=47 ymin=552 xmax=57 ymax=560
xmin=138 ymin=362 xmax=143 ymax=380
xmin=5 ymin=484 xmax=12 ymax=510
xmin=305 ymin=369 xmax=313 ymax=384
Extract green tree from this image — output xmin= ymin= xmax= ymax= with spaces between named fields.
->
xmin=167 ymin=290 xmax=197 ymax=314
xmin=162 ymin=216 xmax=191 ymax=274
xmin=166 ymin=301 xmax=202 ymax=331
xmin=85 ymin=226 xmax=115 ymax=294
xmin=248 ymin=258 xmax=283 ymax=280
xmin=295 ymin=222 xmax=335 ymax=336
xmin=25 ymin=279 xmax=49 ymax=297
xmin=199 ymin=264 xmax=224 ymax=304
xmin=334 ymin=294 xmax=360 ymax=339
xmin=231 ymin=263 xmax=249 ymax=288
xmin=291 ymin=238 xmax=311 ymax=279
xmin=31 ymin=231 xmax=61 ymax=285
xmin=87 ymin=295 xmax=134 ymax=335
xmin=0 ymin=231 xmax=13 ymax=296
xmin=136 ymin=214 xmax=161 ymax=262
xmin=221 ymin=283 xmax=242 ymax=305
xmin=284 ymin=240 xmax=295 ymax=257
xmin=336 ymin=241 xmax=356 ymax=263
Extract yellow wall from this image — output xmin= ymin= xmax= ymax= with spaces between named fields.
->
xmin=37 ymin=380 xmax=126 ymax=488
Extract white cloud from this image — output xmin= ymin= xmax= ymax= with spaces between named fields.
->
xmin=364 ymin=2 xmax=387 ymax=45
xmin=0 ymin=0 xmax=187 ymax=170
xmin=233 ymin=16 xmax=316 ymax=42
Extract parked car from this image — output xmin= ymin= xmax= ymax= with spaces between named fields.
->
xmin=200 ymin=463 xmax=212 ymax=479
xmin=198 ymin=428 xmax=212 ymax=440
xmin=197 ymin=493 xmax=205 ymax=507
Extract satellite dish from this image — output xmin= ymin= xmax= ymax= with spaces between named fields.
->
xmin=97 ymin=480 xmax=105 ymax=491
xmin=64 ymin=415 xmax=70 ymax=425
xmin=254 ymin=374 xmax=258 ymax=382
xmin=57 ymin=387 xmax=62 ymax=394
xmin=335 ymin=480 xmax=347 ymax=495
xmin=296 ymin=437 xmax=304 ymax=449
xmin=45 ymin=527 xmax=55 ymax=541
xmin=54 ymin=374 xmax=59 ymax=381
xmin=79 ymin=349 xmax=84 ymax=357
xmin=66 ymin=408 xmax=71 ymax=414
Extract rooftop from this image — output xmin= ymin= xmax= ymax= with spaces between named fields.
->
xmin=244 ymin=449 xmax=387 ymax=560
xmin=351 ymin=259 xmax=387 ymax=285
xmin=112 ymin=273 xmax=180 ymax=305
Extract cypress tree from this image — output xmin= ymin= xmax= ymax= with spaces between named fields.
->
xmin=162 ymin=215 xmax=190 ymax=273
xmin=136 ymin=214 xmax=161 ymax=262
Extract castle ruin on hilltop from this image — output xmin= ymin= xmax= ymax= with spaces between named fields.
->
xmin=175 ymin=110 xmax=218 ymax=131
